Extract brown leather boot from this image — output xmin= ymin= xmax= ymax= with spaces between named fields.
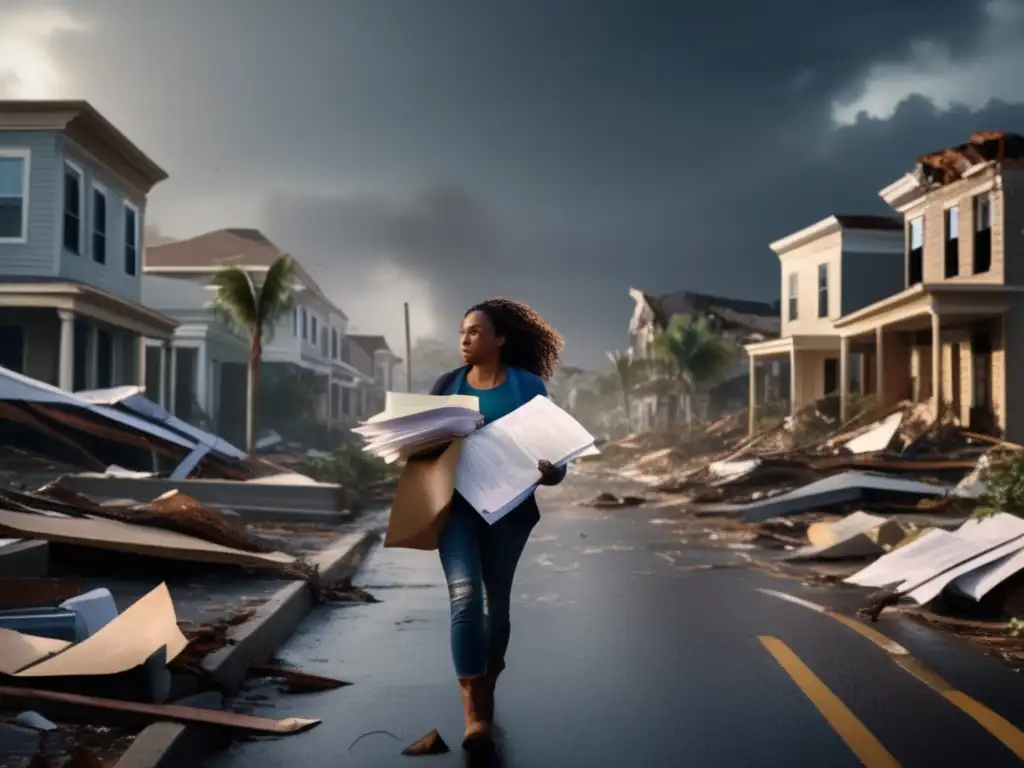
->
xmin=481 ymin=656 xmax=506 ymax=723
xmin=458 ymin=676 xmax=493 ymax=749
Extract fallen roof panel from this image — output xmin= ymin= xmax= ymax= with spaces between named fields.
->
xmin=741 ymin=470 xmax=949 ymax=523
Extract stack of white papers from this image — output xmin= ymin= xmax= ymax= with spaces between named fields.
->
xmin=353 ymin=392 xmax=483 ymax=463
xmin=455 ymin=395 xmax=598 ymax=524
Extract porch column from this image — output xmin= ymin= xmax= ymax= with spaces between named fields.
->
xmin=789 ymin=347 xmax=797 ymax=418
xmin=931 ymin=311 xmax=942 ymax=419
xmin=168 ymin=344 xmax=178 ymax=415
xmin=875 ymin=326 xmax=885 ymax=406
xmin=136 ymin=334 xmax=147 ymax=387
xmin=86 ymin=324 xmax=98 ymax=389
xmin=748 ymin=354 xmax=756 ymax=435
xmin=110 ymin=330 xmax=123 ymax=387
xmin=158 ymin=342 xmax=169 ymax=408
xmin=58 ymin=309 xmax=75 ymax=391
xmin=839 ymin=335 xmax=850 ymax=423
xmin=196 ymin=341 xmax=209 ymax=417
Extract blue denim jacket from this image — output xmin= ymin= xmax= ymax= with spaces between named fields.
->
xmin=431 ymin=365 xmax=568 ymax=491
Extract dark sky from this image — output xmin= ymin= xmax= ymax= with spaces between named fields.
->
xmin=3 ymin=0 xmax=1023 ymax=366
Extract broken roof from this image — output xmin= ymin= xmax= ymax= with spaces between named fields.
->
xmin=145 ymin=229 xmax=346 ymax=319
xmin=916 ymin=131 xmax=1024 ymax=186
xmin=629 ymin=287 xmax=780 ymax=341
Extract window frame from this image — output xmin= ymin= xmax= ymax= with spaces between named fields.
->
xmin=123 ymin=200 xmax=140 ymax=276
xmin=907 ymin=215 xmax=924 ymax=286
xmin=0 ymin=148 xmax=31 ymax=244
xmin=787 ymin=272 xmax=798 ymax=321
xmin=63 ymin=160 xmax=84 ymax=256
xmin=944 ymin=205 xmax=959 ymax=278
xmin=92 ymin=183 xmax=108 ymax=264
xmin=973 ymin=193 xmax=992 ymax=274
xmin=817 ymin=262 xmax=829 ymax=319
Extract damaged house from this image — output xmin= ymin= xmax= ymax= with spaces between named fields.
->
xmin=745 ymin=214 xmax=905 ymax=432
xmin=748 ymin=131 xmax=1024 ymax=441
xmin=627 ymin=288 xmax=780 ymax=431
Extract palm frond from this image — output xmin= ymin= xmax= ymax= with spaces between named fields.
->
xmin=212 ymin=266 xmax=260 ymax=334
xmin=652 ymin=314 xmax=737 ymax=387
xmin=256 ymin=255 xmax=298 ymax=342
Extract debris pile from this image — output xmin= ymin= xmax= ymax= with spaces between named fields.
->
xmin=587 ymin=397 xmax=1024 ymax=615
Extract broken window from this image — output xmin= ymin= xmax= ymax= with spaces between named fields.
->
xmin=944 ymin=206 xmax=959 ymax=278
xmin=907 ymin=216 xmax=924 ymax=286
xmin=787 ymin=272 xmax=798 ymax=321
xmin=974 ymin=194 xmax=992 ymax=274
xmin=817 ymin=263 xmax=828 ymax=318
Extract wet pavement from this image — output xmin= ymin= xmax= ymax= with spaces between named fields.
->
xmin=207 ymin=476 xmax=1024 ymax=767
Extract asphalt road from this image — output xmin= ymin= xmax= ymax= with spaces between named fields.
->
xmin=207 ymin=475 xmax=1024 ymax=767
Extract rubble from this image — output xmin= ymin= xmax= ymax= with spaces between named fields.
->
xmin=584 ymin=395 xmax=1024 ymax=620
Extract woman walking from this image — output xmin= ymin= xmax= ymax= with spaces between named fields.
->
xmin=429 ymin=298 xmax=566 ymax=750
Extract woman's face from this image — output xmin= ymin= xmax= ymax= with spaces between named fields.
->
xmin=460 ymin=310 xmax=504 ymax=365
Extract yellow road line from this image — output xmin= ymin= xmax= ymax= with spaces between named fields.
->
xmin=757 ymin=588 xmax=1024 ymax=760
xmin=759 ymin=635 xmax=901 ymax=768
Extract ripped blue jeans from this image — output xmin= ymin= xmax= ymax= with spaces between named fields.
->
xmin=438 ymin=494 xmax=539 ymax=678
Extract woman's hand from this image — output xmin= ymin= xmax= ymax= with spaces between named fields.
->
xmin=537 ymin=460 xmax=563 ymax=486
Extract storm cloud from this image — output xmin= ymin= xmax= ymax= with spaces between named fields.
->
xmin=2 ymin=0 xmax=1021 ymax=364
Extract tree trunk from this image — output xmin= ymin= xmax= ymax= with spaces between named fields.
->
xmin=246 ymin=332 xmax=262 ymax=454
xmin=622 ymin=389 xmax=633 ymax=432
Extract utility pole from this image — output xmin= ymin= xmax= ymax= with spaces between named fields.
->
xmin=404 ymin=302 xmax=412 ymax=392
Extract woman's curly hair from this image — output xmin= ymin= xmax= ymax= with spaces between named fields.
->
xmin=466 ymin=298 xmax=564 ymax=380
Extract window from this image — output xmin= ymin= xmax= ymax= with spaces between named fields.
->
xmin=787 ymin=273 xmax=798 ymax=321
xmin=311 ymin=315 xmax=318 ymax=342
xmin=293 ymin=307 xmax=300 ymax=336
xmin=92 ymin=187 xmax=107 ymax=264
xmin=944 ymin=206 xmax=959 ymax=278
xmin=817 ymin=263 xmax=829 ymax=318
xmin=63 ymin=163 xmax=83 ymax=254
xmin=123 ymin=203 xmax=139 ymax=275
xmin=301 ymin=309 xmax=308 ymax=340
xmin=0 ymin=151 xmax=28 ymax=241
xmin=974 ymin=194 xmax=992 ymax=274
xmin=320 ymin=327 xmax=328 ymax=356
xmin=331 ymin=329 xmax=338 ymax=359
xmin=907 ymin=216 xmax=924 ymax=286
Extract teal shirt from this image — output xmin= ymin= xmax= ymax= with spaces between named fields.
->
xmin=461 ymin=377 xmax=520 ymax=425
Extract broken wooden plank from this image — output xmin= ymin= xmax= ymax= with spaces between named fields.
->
xmin=0 ymin=686 xmax=320 ymax=734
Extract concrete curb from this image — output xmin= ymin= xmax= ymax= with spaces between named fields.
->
xmin=113 ymin=530 xmax=378 ymax=768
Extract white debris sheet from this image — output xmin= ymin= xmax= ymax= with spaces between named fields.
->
xmin=844 ymin=412 xmax=904 ymax=454
xmin=741 ymin=470 xmax=949 ymax=523
xmin=845 ymin=513 xmax=1024 ymax=605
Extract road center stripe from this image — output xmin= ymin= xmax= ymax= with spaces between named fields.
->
xmin=759 ymin=635 xmax=901 ymax=768
xmin=757 ymin=588 xmax=1024 ymax=760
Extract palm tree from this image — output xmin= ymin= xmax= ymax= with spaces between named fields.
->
xmin=606 ymin=349 xmax=644 ymax=433
xmin=212 ymin=255 xmax=297 ymax=452
xmin=651 ymin=314 xmax=736 ymax=426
